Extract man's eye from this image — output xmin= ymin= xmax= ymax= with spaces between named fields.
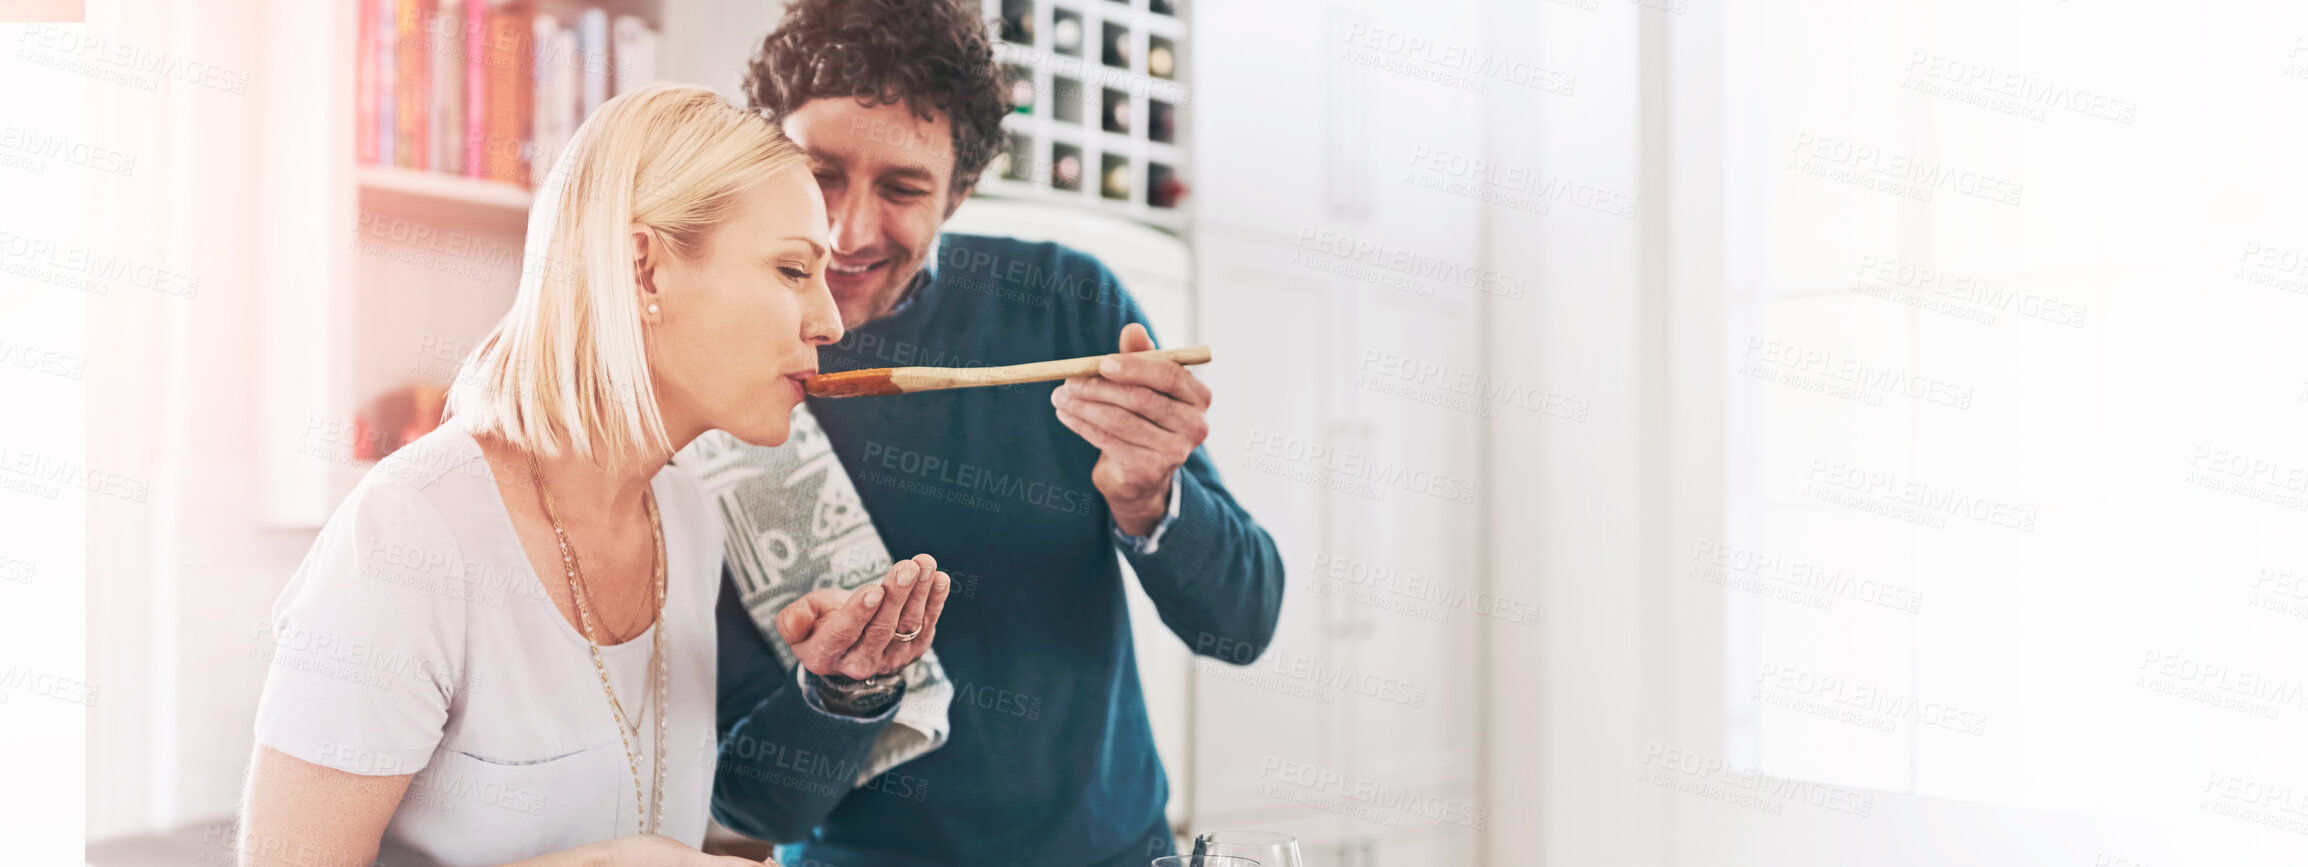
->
xmin=886 ymin=185 xmax=927 ymax=200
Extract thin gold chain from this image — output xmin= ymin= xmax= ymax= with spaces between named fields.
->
xmin=529 ymin=453 xmax=670 ymax=836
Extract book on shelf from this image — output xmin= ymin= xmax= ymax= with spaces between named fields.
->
xmin=394 ymin=0 xmax=426 ymax=168
xmin=479 ymin=1 xmax=530 ymax=184
xmin=375 ymin=0 xmax=394 ymax=168
xmin=531 ymin=12 xmax=572 ymax=186
xmin=429 ymin=0 xmax=464 ymax=174
xmin=354 ymin=0 xmax=661 ymax=192
xmin=463 ymin=0 xmax=485 ymax=177
xmin=356 ymin=0 xmax=377 ymax=165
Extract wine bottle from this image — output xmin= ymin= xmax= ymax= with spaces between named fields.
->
xmin=1102 ymin=88 xmax=1129 ymax=134
xmin=1000 ymin=0 xmax=1032 ymax=45
xmin=1102 ymin=22 xmax=1129 ymax=69
xmin=1149 ymin=163 xmax=1181 ymax=208
xmin=1006 ymin=64 xmax=1035 ymax=114
xmin=1101 ymin=155 xmax=1130 ymax=200
xmin=1148 ymin=38 xmax=1175 ymax=79
xmin=999 ymin=131 xmax=1032 ymax=181
xmin=1052 ymin=12 xmax=1083 ymax=56
xmin=1052 ymin=144 xmax=1082 ymax=191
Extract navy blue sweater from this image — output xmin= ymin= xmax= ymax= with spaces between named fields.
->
xmin=711 ymin=233 xmax=1287 ymax=866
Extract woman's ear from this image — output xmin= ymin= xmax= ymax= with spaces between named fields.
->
xmin=633 ymin=227 xmax=664 ymax=324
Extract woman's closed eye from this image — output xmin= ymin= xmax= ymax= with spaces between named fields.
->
xmin=779 ymin=264 xmax=814 ymax=282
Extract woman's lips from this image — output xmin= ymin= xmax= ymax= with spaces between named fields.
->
xmin=785 ymin=371 xmax=815 ymax=402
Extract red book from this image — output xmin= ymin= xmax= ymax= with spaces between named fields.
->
xmin=394 ymin=0 xmax=431 ymax=168
xmin=481 ymin=1 xmax=533 ymax=185
xmin=376 ymin=0 xmax=394 ymax=165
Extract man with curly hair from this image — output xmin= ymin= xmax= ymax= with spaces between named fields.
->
xmin=707 ymin=0 xmax=1286 ymax=864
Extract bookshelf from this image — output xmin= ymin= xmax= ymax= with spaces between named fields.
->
xmin=258 ymin=0 xmax=669 ymax=527
xmin=256 ymin=0 xmax=1188 ymax=528
xmin=983 ymin=0 xmax=1191 ymax=233
xmin=356 ymin=165 xmax=532 ymax=220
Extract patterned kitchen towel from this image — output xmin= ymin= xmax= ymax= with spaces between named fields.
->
xmin=676 ymin=405 xmax=952 ymax=785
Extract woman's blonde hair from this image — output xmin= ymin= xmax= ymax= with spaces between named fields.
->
xmin=447 ymin=84 xmax=807 ymax=468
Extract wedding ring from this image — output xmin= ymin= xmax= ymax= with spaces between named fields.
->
xmin=893 ymin=627 xmax=921 ymax=642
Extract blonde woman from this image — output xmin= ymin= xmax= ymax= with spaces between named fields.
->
xmin=239 ymin=85 xmax=951 ymax=867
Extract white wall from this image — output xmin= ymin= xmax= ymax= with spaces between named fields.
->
xmin=1 ymin=17 xmax=94 ymax=867
xmin=657 ymin=0 xmax=789 ymax=101
xmin=82 ymin=0 xmax=323 ymax=838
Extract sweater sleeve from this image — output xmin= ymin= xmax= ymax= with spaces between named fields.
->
xmin=1121 ymin=445 xmax=1288 ymax=664
xmin=708 ymin=569 xmax=895 ymax=843
xmin=1067 ymin=253 xmax=1286 ymax=664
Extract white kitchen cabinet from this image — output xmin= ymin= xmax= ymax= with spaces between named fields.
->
xmin=1310 ymin=0 xmax=1491 ymax=261
xmin=1188 ymin=228 xmax=1343 ymax=822
xmin=1184 ymin=0 xmax=1488 ymax=858
xmin=1331 ymin=293 xmax=1483 ymax=795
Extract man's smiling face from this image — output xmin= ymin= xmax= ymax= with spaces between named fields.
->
xmin=779 ymin=97 xmax=968 ymax=329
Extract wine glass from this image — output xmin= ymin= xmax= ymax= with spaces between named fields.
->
xmin=1193 ymin=830 xmax=1304 ymax=867
xmin=1152 ymin=857 xmax=1259 ymax=867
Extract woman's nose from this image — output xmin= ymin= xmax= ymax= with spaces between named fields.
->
xmin=802 ymin=279 xmax=844 ymax=347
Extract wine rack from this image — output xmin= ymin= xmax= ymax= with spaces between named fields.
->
xmin=984 ymin=0 xmax=1189 ymax=232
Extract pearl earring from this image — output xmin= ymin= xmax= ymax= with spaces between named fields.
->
xmin=647 ymin=303 xmax=660 ymax=314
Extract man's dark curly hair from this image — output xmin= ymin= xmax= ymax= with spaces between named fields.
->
xmin=743 ymin=0 xmax=1010 ymax=199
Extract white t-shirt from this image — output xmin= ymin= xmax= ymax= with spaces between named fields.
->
xmin=253 ymin=428 xmax=725 ymax=867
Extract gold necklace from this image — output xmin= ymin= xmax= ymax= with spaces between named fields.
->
xmin=529 ymin=454 xmax=669 ymax=836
